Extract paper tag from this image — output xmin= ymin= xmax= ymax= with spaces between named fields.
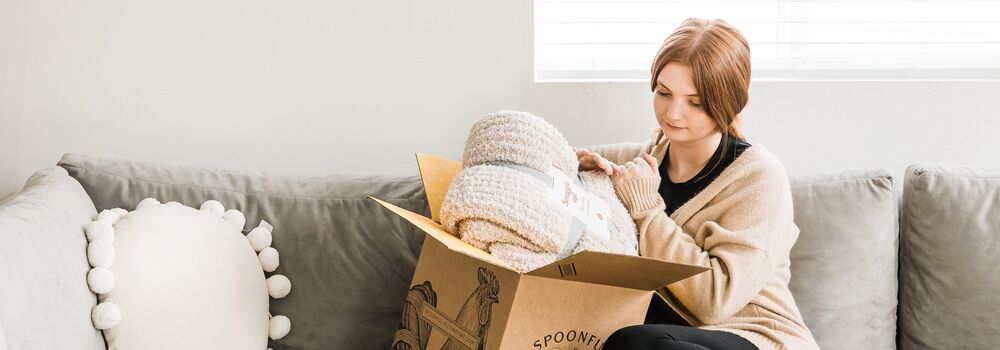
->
xmin=258 ymin=220 xmax=274 ymax=231
xmin=544 ymin=166 xmax=613 ymax=241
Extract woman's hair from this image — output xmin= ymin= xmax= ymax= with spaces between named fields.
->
xmin=650 ymin=18 xmax=751 ymax=143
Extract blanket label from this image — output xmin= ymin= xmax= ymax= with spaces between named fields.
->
xmin=545 ymin=166 xmax=612 ymax=241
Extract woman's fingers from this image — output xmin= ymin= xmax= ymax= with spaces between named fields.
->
xmin=610 ymin=165 xmax=625 ymax=184
xmin=641 ymin=152 xmax=658 ymax=169
xmin=598 ymin=158 xmax=614 ymax=175
xmin=594 ymin=154 xmax=616 ymax=176
xmin=577 ymin=150 xmax=616 ymax=175
xmin=576 ymin=150 xmax=597 ymax=171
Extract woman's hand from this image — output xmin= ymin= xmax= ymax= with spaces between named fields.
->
xmin=611 ymin=152 xmax=660 ymax=186
xmin=611 ymin=153 xmax=665 ymax=215
xmin=576 ymin=149 xmax=617 ymax=176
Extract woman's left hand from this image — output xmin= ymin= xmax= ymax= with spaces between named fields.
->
xmin=610 ymin=152 xmax=660 ymax=186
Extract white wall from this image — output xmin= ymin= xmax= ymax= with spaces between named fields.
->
xmin=2 ymin=0 xmax=999 ymax=200
xmin=1 ymin=0 xmax=24 ymax=201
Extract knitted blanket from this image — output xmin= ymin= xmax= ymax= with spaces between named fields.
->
xmin=440 ymin=110 xmax=638 ymax=273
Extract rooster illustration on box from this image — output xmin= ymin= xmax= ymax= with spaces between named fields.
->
xmin=393 ymin=267 xmax=501 ymax=350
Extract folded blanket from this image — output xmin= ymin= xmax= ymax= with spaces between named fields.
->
xmin=440 ymin=110 xmax=638 ymax=273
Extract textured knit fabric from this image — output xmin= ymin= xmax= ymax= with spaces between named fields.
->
xmin=585 ymin=128 xmax=819 ymax=350
xmin=461 ymin=110 xmax=580 ymax=178
xmin=441 ymin=111 xmax=639 ymax=273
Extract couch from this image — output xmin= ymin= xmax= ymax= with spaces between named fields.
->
xmin=1 ymin=153 xmax=997 ymax=349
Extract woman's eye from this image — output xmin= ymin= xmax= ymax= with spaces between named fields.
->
xmin=690 ymin=101 xmax=701 ymax=107
xmin=657 ymin=91 xmax=671 ymax=97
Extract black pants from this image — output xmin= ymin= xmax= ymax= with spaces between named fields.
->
xmin=603 ymin=324 xmax=759 ymax=350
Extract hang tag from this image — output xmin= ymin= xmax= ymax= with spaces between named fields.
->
xmin=544 ymin=166 xmax=613 ymax=241
xmin=258 ymin=220 xmax=274 ymax=231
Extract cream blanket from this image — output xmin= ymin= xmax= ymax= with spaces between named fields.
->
xmin=439 ymin=110 xmax=638 ymax=273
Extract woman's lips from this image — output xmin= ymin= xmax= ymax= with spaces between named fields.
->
xmin=666 ymin=123 xmax=685 ymax=129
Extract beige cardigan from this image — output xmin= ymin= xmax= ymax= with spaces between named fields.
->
xmin=587 ymin=128 xmax=819 ymax=350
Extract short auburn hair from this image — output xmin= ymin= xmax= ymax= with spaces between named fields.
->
xmin=651 ymin=18 xmax=751 ymax=142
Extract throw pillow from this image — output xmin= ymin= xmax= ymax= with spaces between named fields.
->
xmin=84 ymin=199 xmax=292 ymax=349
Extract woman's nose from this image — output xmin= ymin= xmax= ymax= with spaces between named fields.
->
xmin=665 ymin=105 xmax=684 ymax=122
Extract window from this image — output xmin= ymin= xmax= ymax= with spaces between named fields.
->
xmin=534 ymin=0 xmax=1000 ymax=81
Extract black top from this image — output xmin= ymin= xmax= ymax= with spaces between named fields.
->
xmin=658 ymin=134 xmax=752 ymax=216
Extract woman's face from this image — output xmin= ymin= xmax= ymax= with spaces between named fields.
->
xmin=653 ymin=62 xmax=719 ymax=145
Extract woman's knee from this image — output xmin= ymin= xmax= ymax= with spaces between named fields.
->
xmin=604 ymin=325 xmax=656 ymax=349
xmin=604 ymin=325 xmax=713 ymax=350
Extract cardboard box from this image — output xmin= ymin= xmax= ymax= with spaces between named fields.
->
xmin=372 ymin=153 xmax=709 ymax=350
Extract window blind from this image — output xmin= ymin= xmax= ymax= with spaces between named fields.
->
xmin=534 ymin=0 xmax=1000 ymax=81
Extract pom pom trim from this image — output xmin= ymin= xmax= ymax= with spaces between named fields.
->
xmin=84 ymin=199 xmax=291 ymax=336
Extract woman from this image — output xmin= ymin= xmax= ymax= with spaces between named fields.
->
xmin=577 ymin=18 xmax=819 ymax=350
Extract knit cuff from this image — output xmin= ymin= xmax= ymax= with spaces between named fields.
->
xmin=613 ymin=177 xmax=665 ymax=215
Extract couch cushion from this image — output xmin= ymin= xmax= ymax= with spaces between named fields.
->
xmin=0 ymin=167 xmax=107 ymax=350
xmin=899 ymin=164 xmax=1000 ymax=349
xmin=58 ymin=153 xmax=429 ymax=350
xmin=788 ymin=168 xmax=898 ymax=350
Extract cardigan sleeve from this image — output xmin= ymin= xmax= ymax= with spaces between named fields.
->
xmin=576 ymin=142 xmax=645 ymax=166
xmin=613 ymin=165 xmax=792 ymax=325
xmin=575 ymin=127 xmax=662 ymax=166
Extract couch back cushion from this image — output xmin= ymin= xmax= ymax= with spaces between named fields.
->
xmin=58 ymin=153 xmax=428 ymax=350
xmin=0 ymin=167 xmax=107 ymax=350
xmin=899 ymin=164 xmax=1000 ymax=349
xmin=788 ymin=168 xmax=899 ymax=350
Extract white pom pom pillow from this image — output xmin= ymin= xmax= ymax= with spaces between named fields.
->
xmin=84 ymin=199 xmax=292 ymax=349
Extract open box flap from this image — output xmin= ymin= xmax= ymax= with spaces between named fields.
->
xmin=370 ymin=197 xmax=516 ymax=272
xmin=525 ymin=250 xmax=710 ymax=291
xmin=415 ymin=152 xmax=463 ymax=223
xmin=409 ymin=152 xmax=710 ymax=290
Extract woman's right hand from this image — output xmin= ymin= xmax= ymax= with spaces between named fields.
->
xmin=576 ymin=149 xmax=617 ymax=176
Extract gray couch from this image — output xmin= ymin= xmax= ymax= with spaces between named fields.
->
xmin=1 ymin=153 xmax=997 ymax=350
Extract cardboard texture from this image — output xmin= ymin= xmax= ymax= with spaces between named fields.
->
xmin=374 ymin=154 xmax=709 ymax=350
